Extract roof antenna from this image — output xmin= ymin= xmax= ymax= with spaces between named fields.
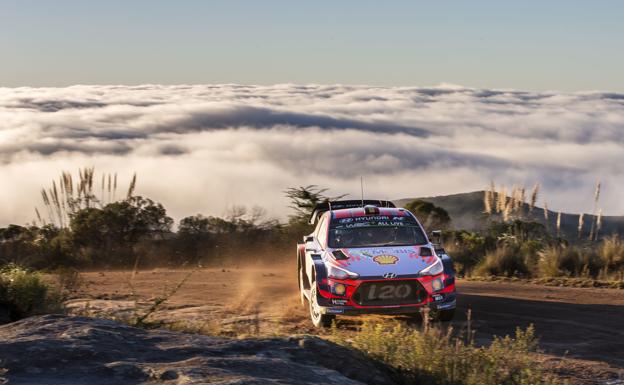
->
xmin=360 ymin=176 xmax=365 ymax=207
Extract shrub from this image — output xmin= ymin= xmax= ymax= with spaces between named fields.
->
xmin=598 ymin=235 xmax=624 ymax=274
xmin=0 ymin=264 xmax=62 ymax=321
xmin=443 ymin=230 xmax=488 ymax=275
xmin=335 ymin=319 xmax=557 ymax=385
xmin=537 ymin=246 xmax=561 ymax=277
xmin=538 ymin=246 xmax=604 ymax=278
xmin=474 ymin=245 xmax=530 ymax=277
xmin=519 ymin=239 xmax=543 ymax=273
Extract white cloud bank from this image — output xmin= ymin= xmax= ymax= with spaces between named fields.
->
xmin=1 ymin=84 xmax=623 ymax=226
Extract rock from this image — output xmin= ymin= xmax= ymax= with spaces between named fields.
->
xmin=0 ymin=315 xmax=398 ymax=385
xmin=159 ymin=369 xmax=179 ymax=380
xmin=104 ymin=362 xmax=148 ymax=380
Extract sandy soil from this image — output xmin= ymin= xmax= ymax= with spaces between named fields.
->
xmin=65 ymin=265 xmax=624 ymax=383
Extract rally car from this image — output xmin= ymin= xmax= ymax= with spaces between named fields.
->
xmin=297 ymin=200 xmax=456 ymax=327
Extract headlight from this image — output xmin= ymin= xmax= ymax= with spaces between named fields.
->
xmin=432 ymin=278 xmax=444 ymax=291
xmin=327 ymin=264 xmax=359 ymax=279
xmin=420 ymin=258 xmax=444 ymax=276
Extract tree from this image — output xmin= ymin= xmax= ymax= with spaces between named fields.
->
xmin=0 ymin=225 xmax=39 ymax=267
xmin=284 ymin=185 xmax=330 ymax=223
xmin=0 ymin=224 xmax=75 ymax=269
xmin=178 ymin=215 xmax=210 ymax=235
xmin=70 ymin=196 xmax=173 ymax=266
xmin=284 ymin=185 xmax=346 ymax=225
xmin=404 ymin=199 xmax=451 ymax=230
xmin=176 ymin=215 xmax=212 ymax=264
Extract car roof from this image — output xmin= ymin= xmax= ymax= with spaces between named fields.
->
xmin=329 ymin=207 xmax=410 ymax=221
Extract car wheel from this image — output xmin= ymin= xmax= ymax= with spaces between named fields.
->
xmin=309 ymin=284 xmax=334 ymax=328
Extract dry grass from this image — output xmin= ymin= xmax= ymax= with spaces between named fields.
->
xmin=598 ymin=235 xmax=624 ymax=273
xmin=132 ymin=266 xmax=197 ymax=327
xmin=37 ymin=168 xmax=136 ymax=228
xmin=465 ymin=275 xmax=624 ymax=289
xmin=485 ymin=184 xmax=532 ymax=222
xmin=474 ymin=245 xmax=530 ymax=278
xmin=536 ymin=239 xmax=624 ymax=280
xmin=530 ymin=184 xmax=539 ymax=213
xmin=332 ymin=314 xmax=559 ymax=385
xmin=54 ymin=267 xmax=84 ymax=295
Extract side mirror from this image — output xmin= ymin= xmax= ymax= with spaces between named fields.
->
xmin=430 ymin=230 xmax=442 ymax=245
xmin=305 ymin=236 xmax=317 ymax=252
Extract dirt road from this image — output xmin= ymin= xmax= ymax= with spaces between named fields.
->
xmin=456 ymin=282 xmax=624 ymax=366
xmin=68 ymin=266 xmax=624 ymax=373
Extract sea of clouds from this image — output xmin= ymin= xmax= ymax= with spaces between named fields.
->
xmin=1 ymin=84 xmax=623 ymax=226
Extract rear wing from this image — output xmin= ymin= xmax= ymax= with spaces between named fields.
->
xmin=309 ymin=200 xmax=396 ymax=224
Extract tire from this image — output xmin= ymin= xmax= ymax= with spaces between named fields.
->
xmin=309 ymin=284 xmax=335 ymax=328
xmin=431 ymin=308 xmax=455 ymax=322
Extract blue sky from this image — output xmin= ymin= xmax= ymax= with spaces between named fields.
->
xmin=1 ymin=0 xmax=623 ymax=90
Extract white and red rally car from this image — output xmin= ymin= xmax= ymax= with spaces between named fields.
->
xmin=297 ymin=200 xmax=456 ymax=327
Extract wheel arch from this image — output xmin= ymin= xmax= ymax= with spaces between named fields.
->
xmin=311 ymin=258 xmax=329 ymax=292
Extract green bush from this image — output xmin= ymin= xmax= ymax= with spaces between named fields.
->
xmin=0 ymin=264 xmax=62 ymax=321
xmin=443 ymin=230 xmax=488 ymax=275
xmin=335 ymin=319 xmax=557 ymax=385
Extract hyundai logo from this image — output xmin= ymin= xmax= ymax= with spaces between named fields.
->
xmin=383 ymin=272 xmax=397 ymax=279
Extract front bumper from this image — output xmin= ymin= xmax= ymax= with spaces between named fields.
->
xmin=318 ymin=289 xmax=456 ymax=316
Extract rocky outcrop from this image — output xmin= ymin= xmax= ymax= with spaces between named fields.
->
xmin=0 ymin=315 xmax=398 ymax=385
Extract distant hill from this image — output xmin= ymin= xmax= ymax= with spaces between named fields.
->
xmin=395 ymin=191 xmax=624 ymax=241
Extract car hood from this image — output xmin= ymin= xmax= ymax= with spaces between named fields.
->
xmin=326 ymin=245 xmax=438 ymax=278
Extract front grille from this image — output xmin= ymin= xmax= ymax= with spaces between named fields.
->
xmin=352 ymin=280 xmax=427 ymax=306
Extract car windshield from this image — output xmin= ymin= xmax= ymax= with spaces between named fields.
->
xmin=328 ymin=225 xmax=427 ymax=248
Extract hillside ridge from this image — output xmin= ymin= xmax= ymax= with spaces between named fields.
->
xmin=394 ymin=191 xmax=624 ymax=239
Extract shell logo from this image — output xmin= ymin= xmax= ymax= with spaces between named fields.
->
xmin=372 ymin=254 xmax=399 ymax=265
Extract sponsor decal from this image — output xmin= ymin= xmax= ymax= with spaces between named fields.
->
xmin=326 ymin=308 xmax=345 ymax=314
xmin=432 ymin=294 xmax=444 ymax=302
xmin=360 ymin=250 xmax=401 ymax=265
xmin=333 ymin=283 xmax=347 ymax=295
xmin=392 ymin=248 xmax=414 ymax=253
xmin=372 ymin=254 xmax=399 ymax=265
xmin=437 ymin=301 xmax=456 ymax=309
xmin=343 ymin=221 xmax=409 ymax=228
xmin=333 ymin=216 xmax=419 ymax=228
xmin=383 ymin=272 xmax=397 ymax=279
xmin=331 ymin=299 xmax=348 ymax=305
